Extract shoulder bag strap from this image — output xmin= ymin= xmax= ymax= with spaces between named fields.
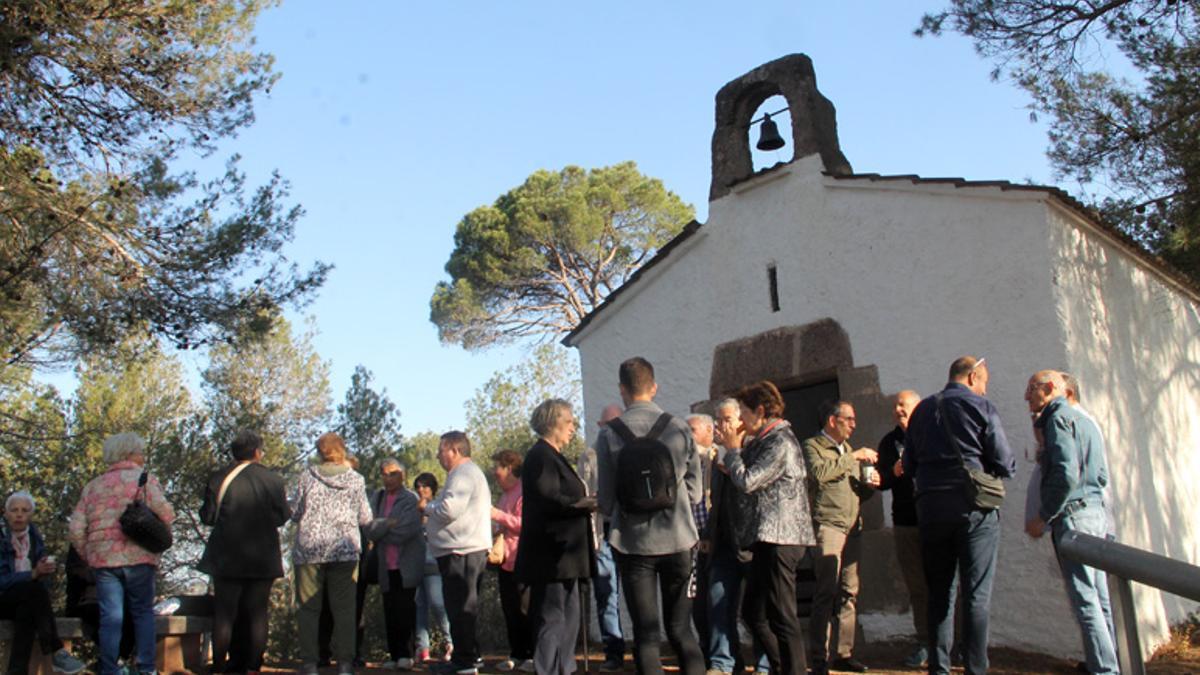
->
xmin=134 ymin=469 xmax=149 ymax=502
xmin=216 ymin=462 xmax=252 ymax=516
xmin=935 ymin=394 xmax=971 ymax=475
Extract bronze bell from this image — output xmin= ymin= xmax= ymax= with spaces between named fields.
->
xmin=756 ymin=113 xmax=785 ymax=151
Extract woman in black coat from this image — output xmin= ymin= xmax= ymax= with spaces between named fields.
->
xmin=198 ymin=430 xmax=291 ymax=673
xmin=515 ymin=399 xmax=597 ymax=675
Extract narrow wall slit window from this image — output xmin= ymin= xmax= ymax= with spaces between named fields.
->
xmin=767 ymin=264 xmax=780 ymax=312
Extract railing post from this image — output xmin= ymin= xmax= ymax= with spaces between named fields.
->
xmin=1109 ymin=573 xmax=1144 ymax=675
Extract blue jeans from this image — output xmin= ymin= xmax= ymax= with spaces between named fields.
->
xmin=95 ymin=564 xmax=157 ymax=675
xmin=1052 ymin=505 xmax=1119 ymax=675
xmin=592 ymin=537 xmax=624 ymax=660
xmin=415 ymin=570 xmax=451 ymax=651
xmin=920 ymin=509 xmax=999 ymax=675
xmin=706 ymin=545 xmax=768 ymax=672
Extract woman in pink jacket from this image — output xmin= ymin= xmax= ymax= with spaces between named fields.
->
xmin=69 ymin=432 xmax=175 ymax=675
xmin=490 ymin=449 xmax=532 ymax=672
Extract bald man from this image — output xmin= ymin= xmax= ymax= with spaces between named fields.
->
xmin=577 ymin=403 xmax=626 ymax=671
xmin=1024 ymin=370 xmax=1117 ymax=674
xmin=875 ymin=390 xmax=927 ymax=668
xmin=904 ymin=356 xmax=1015 ymax=675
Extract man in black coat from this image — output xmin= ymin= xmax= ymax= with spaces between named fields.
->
xmin=198 ymin=429 xmax=291 ymax=673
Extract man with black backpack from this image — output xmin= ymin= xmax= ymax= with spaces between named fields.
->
xmin=596 ymin=357 xmax=705 ymax=675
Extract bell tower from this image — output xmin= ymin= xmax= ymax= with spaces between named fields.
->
xmin=709 ymin=54 xmax=852 ymax=201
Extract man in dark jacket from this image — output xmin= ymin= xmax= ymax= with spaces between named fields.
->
xmin=198 ymin=429 xmax=291 ymax=674
xmin=904 ymin=356 xmax=1015 ymax=675
xmin=703 ymin=398 xmax=769 ymax=675
xmin=876 ymin=389 xmax=927 ymax=668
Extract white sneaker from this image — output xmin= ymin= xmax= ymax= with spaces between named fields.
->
xmin=395 ymin=657 xmax=415 ymax=670
xmin=496 ymin=660 xmax=517 ymax=672
xmin=517 ymin=660 xmax=536 ymax=673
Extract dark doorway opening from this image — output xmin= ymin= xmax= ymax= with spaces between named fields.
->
xmin=781 ymin=379 xmax=839 ymax=440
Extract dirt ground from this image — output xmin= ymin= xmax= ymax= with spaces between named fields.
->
xmin=261 ymin=637 xmax=1200 ymax=673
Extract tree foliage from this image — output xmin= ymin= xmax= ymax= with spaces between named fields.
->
xmin=0 ymin=0 xmax=329 ymax=373
xmin=400 ymin=430 xmax=447 ymax=486
xmin=918 ymin=1 xmax=1200 ymax=278
xmin=464 ymin=344 xmax=584 ymax=465
xmin=430 ymin=162 xmax=694 ymax=349
xmin=334 ymin=365 xmax=404 ymax=480
xmin=202 ymin=314 xmax=332 ymax=470
xmin=0 ymin=333 xmax=206 ymax=584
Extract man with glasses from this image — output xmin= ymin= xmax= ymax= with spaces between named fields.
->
xmin=904 ymin=356 xmax=1016 ymax=675
xmin=802 ymin=400 xmax=879 ymax=675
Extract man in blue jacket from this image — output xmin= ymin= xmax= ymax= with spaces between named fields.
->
xmin=1024 ymin=370 xmax=1118 ymax=675
xmin=904 ymin=356 xmax=1016 ymax=675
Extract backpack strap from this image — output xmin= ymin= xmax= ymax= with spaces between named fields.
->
xmin=646 ymin=413 xmax=673 ymax=440
xmin=607 ymin=417 xmax=636 ymax=445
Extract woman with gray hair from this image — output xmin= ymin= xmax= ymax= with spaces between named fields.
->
xmin=360 ymin=458 xmax=423 ymax=670
xmin=1 ymin=490 xmax=87 ymax=674
xmin=69 ymin=432 xmax=175 ymax=675
xmin=515 ymin=398 xmax=597 ymax=675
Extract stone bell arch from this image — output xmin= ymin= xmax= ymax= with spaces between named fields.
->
xmin=709 ymin=53 xmax=853 ymax=201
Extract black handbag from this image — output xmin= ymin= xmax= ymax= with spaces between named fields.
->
xmin=119 ymin=470 xmax=174 ymax=554
xmin=936 ymin=395 xmax=1005 ymax=510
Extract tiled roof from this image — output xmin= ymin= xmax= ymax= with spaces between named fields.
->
xmin=562 ymin=170 xmax=1199 ymax=346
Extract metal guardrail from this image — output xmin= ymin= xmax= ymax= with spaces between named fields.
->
xmin=1057 ymin=530 xmax=1200 ymax=675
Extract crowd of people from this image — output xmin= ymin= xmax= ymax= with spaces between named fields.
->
xmin=0 ymin=354 xmax=1118 ymax=675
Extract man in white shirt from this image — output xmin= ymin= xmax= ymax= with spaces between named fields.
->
xmin=420 ymin=431 xmax=491 ymax=675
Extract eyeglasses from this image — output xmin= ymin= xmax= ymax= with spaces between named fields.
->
xmin=381 ymin=471 xmax=402 ymax=477
xmin=837 ymin=415 xmax=856 ymax=423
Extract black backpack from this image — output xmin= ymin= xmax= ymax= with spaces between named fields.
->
xmin=609 ymin=413 xmax=677 ymax=513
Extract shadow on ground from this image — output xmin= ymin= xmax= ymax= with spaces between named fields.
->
xmin=262 ymin=638 xmax=1199 ymax=674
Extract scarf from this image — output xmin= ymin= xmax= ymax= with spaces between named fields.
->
xmin=11 ymin=529 xmax=30 ymax=573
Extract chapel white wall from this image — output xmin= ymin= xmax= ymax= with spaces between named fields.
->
xmin=571 ymin=154 xmax=1094 ymax=658
xmin=1047 ymin=206 xmax=1200 ymax=659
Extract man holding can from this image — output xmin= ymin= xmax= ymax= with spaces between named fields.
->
xmin=801 ymin=400 xmax=880 ymax=675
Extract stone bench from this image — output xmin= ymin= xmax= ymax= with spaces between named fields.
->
xmin=0 ymin=615 xmax=211 ymax=675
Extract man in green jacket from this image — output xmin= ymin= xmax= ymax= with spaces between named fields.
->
xmin=802 ymin=400 xmax=879 ymax=675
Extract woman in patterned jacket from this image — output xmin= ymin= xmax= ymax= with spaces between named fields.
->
xmin=718 ymin=380 xmax=815 ymax=675
xmin=289 ymin=432 xmax=373 ymax=675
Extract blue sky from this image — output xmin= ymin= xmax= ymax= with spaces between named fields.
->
xmin=164 ymin=1 xmax=1058 ymax=436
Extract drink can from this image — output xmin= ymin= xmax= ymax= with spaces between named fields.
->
xmin=861 ymin=463 xmax=877 ymax=483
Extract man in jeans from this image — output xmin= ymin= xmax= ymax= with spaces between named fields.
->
xmin=703 ymin=399 xmax=769 ymax=675
xmin=421 ymin=431 xmax=492 ymax=675
xmin=596 ymin=357 xmax=705 ymax=675
xmin=802 ymin=400 xmax=879 ymax=675
xmin=578 ymin=403 xmax=628 ymax=672
xmin=1024 ymin=370 xmax=1118 ymax=675
xmin=904 ymin=356 xmax=1016 ymax=675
